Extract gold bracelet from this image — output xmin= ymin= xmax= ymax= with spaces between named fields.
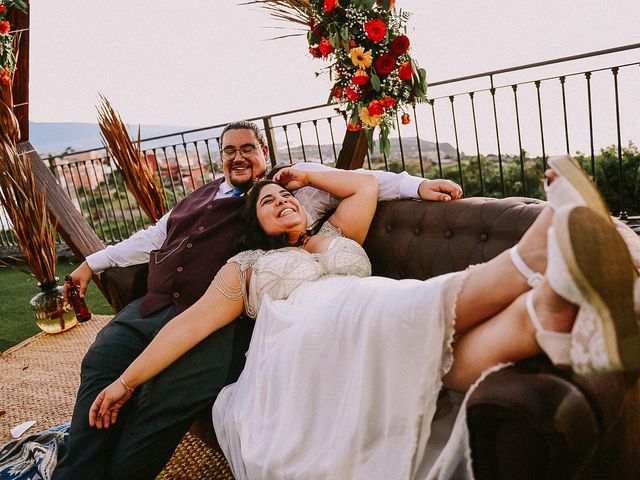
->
xmin=119 ymin=376 xmax=135 ymax=393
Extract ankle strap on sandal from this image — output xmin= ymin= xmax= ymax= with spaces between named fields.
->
xmin=510 ymin=246 xmax=544 ymax=288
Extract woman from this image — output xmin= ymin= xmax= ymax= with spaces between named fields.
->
xmin=90 ymin=160 xmax=639 ymax=479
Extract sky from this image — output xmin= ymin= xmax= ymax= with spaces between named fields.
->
xmin=28 ymin=0 xmax=640 ymax=154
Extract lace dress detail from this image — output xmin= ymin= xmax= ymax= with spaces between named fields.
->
xmin=214 ymin=226 xmax=472 ymax=480
xmin=227 ymin=224 xmax=371 ymax=318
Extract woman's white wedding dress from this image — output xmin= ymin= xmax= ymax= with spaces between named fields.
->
xmin=213 ymin=223 xmax=478 ymax=479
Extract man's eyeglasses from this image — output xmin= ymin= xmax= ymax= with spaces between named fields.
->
xmin=220 ymin=144 xmax=262 ymax=161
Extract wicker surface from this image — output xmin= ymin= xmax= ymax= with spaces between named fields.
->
xmin=0 ymin=315 xmax=234 ymax=479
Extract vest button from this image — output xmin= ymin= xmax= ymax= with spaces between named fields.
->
xmin=207 ymin=204 xmax=213 ymax=209
xmin=173 ymin=292 xmax=180 ymax=299
xmin=444 ymin=230 xmax=453 ymax=238
xmin=480 ymin=233 xmax=488 ymax=242
xmin=198 ymin=226 xmax=205 ymax=231
xmin=176 ymin=266 xmax=183 ymax=272
xmin=186 ymin=243 xmax=193 ymax=248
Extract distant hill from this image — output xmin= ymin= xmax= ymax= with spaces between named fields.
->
xmin=277 ymin=137 xmax=458 ymax=164
xmin=29 ymin=122 xmax=199 ymax=156
xmin=28 ymin=121 xmax=457 ymax=164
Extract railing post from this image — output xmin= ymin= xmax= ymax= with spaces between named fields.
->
xmin=336 ymin=130 xmax=368 ymax=170
xmin=262 ymin=116 xmax=279 ymax=168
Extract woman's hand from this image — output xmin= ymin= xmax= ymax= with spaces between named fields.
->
xmin=89 ymin=379 xmax=134 ymax=429
xmin=273 ymin=168 xmax=309 ymax=191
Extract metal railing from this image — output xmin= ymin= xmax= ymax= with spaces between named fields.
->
xmin=1 ymin=43 xmax=639 ymax=247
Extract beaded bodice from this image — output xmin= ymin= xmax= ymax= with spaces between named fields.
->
xmin=228 ymin=223 xmax=372 ymax=318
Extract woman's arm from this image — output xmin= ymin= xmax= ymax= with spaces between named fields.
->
xmin=274 ymin=168 xmax=378 ymax=244
xmin=88 ymin=262 xmax=244 ymax=429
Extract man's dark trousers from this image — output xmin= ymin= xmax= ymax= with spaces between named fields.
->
xmin=53 ymin=298 xmax=253 ymax=480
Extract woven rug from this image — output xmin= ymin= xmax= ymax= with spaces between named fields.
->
xmin=0 ymin=315 xmax=234 ymax=479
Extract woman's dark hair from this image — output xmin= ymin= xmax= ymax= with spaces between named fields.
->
xmin=237 ymin=180 xmax=308 ymax=251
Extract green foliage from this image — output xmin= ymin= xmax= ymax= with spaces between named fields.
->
xmin=574 ymin=143 xmax=640 ymax=215
xmin=412 ymin=144 xmax=639 ymax=215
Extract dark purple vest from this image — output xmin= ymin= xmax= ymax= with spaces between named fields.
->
xmin=139 ymin=178 xmax=246 ymax=317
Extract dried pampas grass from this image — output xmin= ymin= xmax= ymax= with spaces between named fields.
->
xmin=0 ymin=100 xmax=58 ymax=284
xmin=97 ymin=94 xmax=167 ymax=223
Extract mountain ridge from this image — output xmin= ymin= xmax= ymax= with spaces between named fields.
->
xmin=27 ymin=121 xmax=457 ymax=161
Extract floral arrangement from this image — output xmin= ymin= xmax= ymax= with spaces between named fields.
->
xmin=248 ymin=0 xmax=427 ymax=156
xmin=0 ymin=0 xmax=26 ymax=90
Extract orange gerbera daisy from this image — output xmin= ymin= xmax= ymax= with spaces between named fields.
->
xmin=350 ymin=47 xmax=373 ymax=69
xmin=360 ymin=106 xmax=382 ymax=127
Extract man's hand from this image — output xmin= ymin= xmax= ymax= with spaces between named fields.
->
xmin=273 ymin=168 xmax=310 ymax=191
xmin=418 ymin=179 xmax=463 ymax=202
xmin=66 ymin=261 xmax=94 ymax=299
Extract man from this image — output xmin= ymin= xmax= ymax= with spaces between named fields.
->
xmin=54 ymin=120 xmax=462 ymax=479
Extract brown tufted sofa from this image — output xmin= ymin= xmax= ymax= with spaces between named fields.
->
xmin=101 ymin=196 xmax=640 ymax=479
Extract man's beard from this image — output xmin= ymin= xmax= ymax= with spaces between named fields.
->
xmin=229 ymin=176 xmax=254 ymax=190
xmin=230 ymin=169 xmax=266 ymax=190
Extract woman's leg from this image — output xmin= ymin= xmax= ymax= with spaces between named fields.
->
xmin=444 ymin=204 xmax=639 ymax=391
xmin=443 ymin=281 xmax=576 ymax=391
xmin=452 ymin=207 xmax=554 ymax=335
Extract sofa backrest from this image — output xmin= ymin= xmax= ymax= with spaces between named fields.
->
xmin=103 ymin=196 xmax=545 ymax=313
xmin=363 ymin=197 xmax=544 ymax=280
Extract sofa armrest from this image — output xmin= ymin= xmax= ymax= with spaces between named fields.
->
xmin=467 ymin=356 xmax=638 ymax=480
xmin=467 ymin=357 xmax=598 ymax=479
xmin=100 ymin=264 xmax=149 ymax=313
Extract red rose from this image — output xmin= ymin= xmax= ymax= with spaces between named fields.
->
xmin=318 ymin=38 xmax=335 ymax=57
xmin=324 ymin=0 xmax=339 ymax=12
xmin=380 ymin=97 xmax=396 ymax=109
xmin=346 ymin=87 xmax=361 ymax=101
xmin=0 ymin=69 xmax=10 ymax=86
xmin=349 ymin=40 xmax=356 ymax=49
xmin=309 ymin=46 xmax=321 ymax=58
xmin=364 ymin=18 xmax=386 ymax=43
xmin=352 ymin=70 xmax=369 ymax=86
xmin=0 ymin=4 xmax=6 ymax=14
xmin=0 ymin=20 xmax=10 ymax=35
xmin=367 ymin=100 xmax=384 ymax=116
xmin=398 ymin=62 xmax=413 ymax=81
xmin=309 ymin=20 xmax=323 ymax=38
xmin=374 ymin=54 xmax=396 ymax=76
xmin=401 ymin=113 xmax=411 ymax=125
xmin=390 ymin=35 xmax=410 ymax=56
xmin=333 ymin=87 xmax=343 ymax=98
xmin=347 ymin=121 xmax=363 ymax=132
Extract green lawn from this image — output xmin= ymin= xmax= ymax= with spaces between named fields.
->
xmin=0 ymin=260 xmax=114 ymax=352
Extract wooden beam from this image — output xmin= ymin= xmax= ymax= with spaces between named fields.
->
xmin=336 ymin=130 xmax=368 ymax=170
xmin=7 ymin=1 xmax=29 ymax=142
xmin=262 ymin=116 xmax=280 ymax=168
xmin=18 ymin=142 xmax=105 ymax=260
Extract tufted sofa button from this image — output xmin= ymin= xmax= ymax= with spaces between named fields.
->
xmin=414 ymin=227 xmax=420 ymax=236
xmin=480 ymin=233 xmax=488 ymax=242
xmin=386 ymin=224 xmax=392 ymax=233
xmin=444 ymin=229 xmax=453 ymax=239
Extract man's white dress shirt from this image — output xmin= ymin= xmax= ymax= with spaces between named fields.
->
xmin=86 ymin=163 xmax=424 ymax=273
